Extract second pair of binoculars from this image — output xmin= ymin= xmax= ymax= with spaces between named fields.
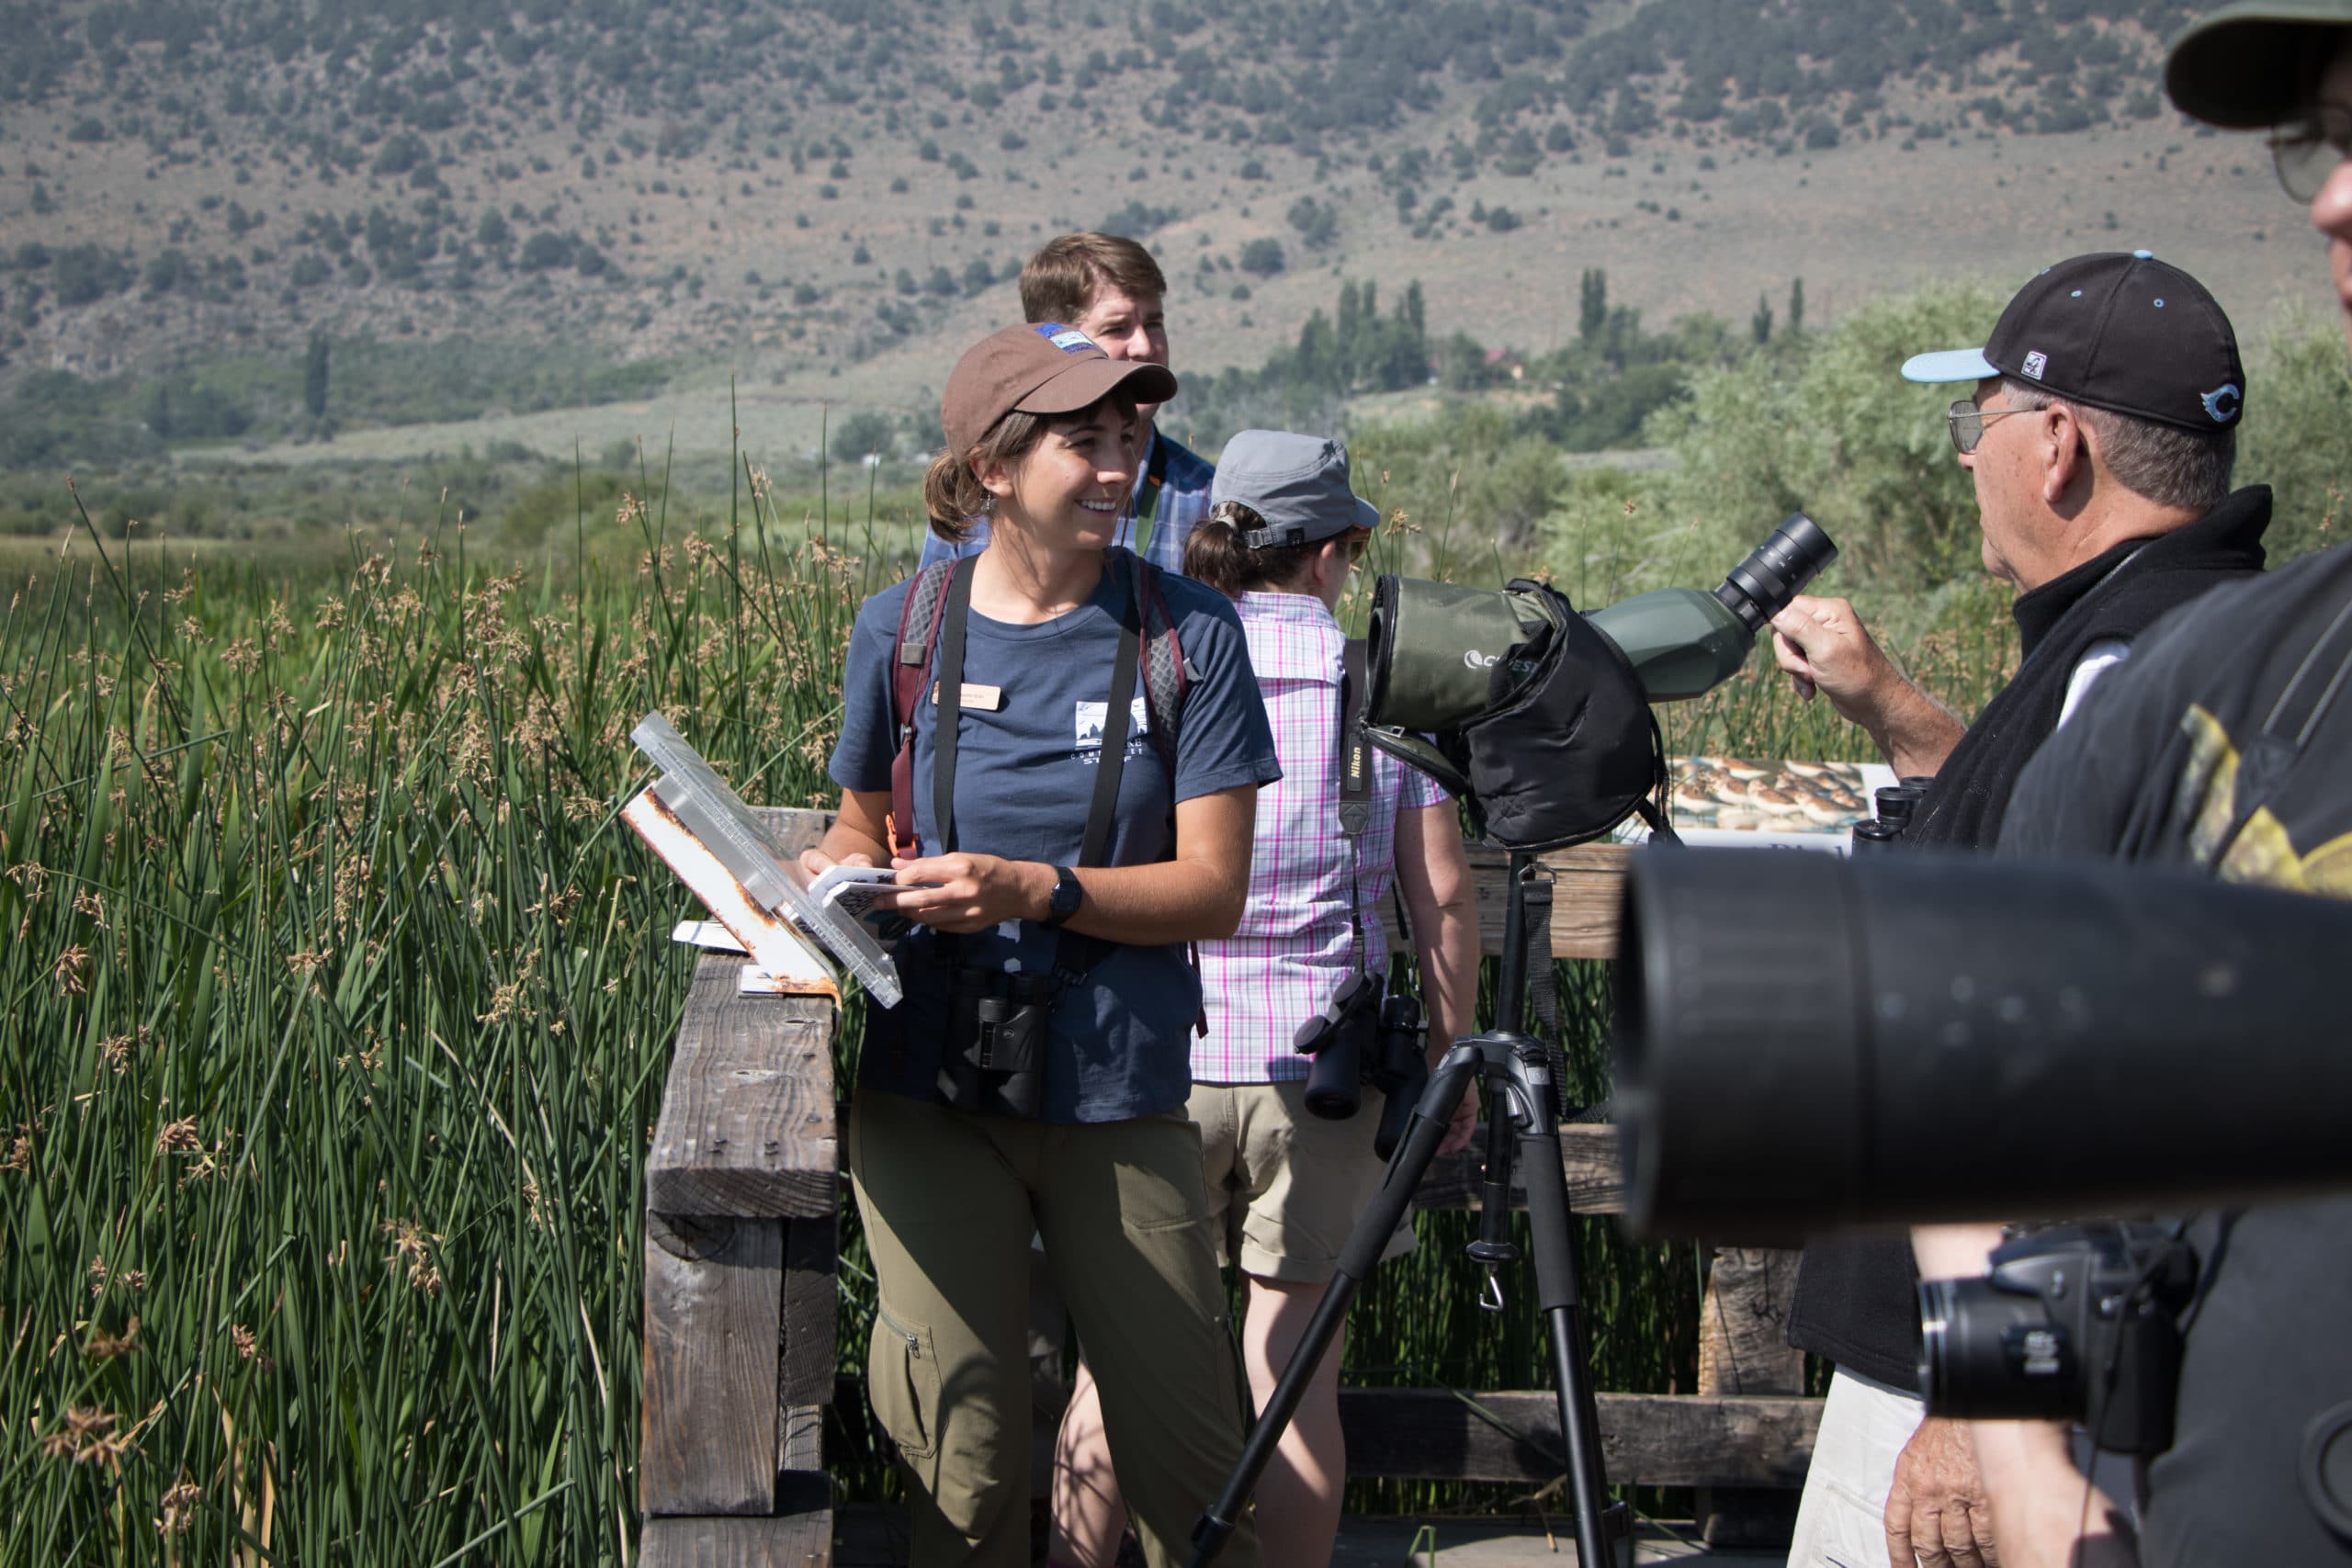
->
xmin=1850 ymin=774 xmax=1938 ymax=852
xmin=1291 ymin=970 xmax=1430 ymax=1160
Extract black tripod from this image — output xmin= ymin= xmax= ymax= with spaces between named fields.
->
xmin=1189 ymin=852 xmax=1630 ymax=1567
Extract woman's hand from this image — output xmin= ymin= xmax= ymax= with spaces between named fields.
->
xmin=884 ymin=852 xmax=1051 ymax=935
xmin=798 ymin=845 xmax=876 ymax=877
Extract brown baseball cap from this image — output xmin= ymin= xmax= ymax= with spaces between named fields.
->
xmin=940 ymin=322 xmax=1179 ymax=458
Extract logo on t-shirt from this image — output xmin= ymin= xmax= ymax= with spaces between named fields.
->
xmin=1074 ymin=697 xmax=1150 ymax=761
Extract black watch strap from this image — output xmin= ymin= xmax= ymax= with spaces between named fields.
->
xmin=1043 ymin=865 xmax=1083 ymax=928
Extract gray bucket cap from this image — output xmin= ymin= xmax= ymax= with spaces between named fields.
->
xmin=1209 ymin=429 xmax=1381 ymax=549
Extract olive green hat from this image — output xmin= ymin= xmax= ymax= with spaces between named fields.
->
xmin=2165 ymin=1 xmax=2352 ymax=128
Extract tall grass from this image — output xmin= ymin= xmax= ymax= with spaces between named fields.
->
xmin=0 ymin=457 xmax=905 ymax=1562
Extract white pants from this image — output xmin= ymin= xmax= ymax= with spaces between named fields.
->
xmin=1788 ymin=1367 xmax=1925 ymax=1568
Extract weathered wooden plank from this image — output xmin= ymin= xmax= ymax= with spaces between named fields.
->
xmin=643 ymin=1214 xmax=786 ymax=1517
xmin=779 ymin=1214 xmax=839 ymax=1410
xmin=1377 ymin=841 xmax=1632 ymax=962
xmin=1335 ymin=1388 xmax=1820 ymax=1489
xmin=1696 ymin=1247 xmax=1807 ymax=1546
xmin=781 ymin=1403 xmax=827 ymax=1478
xmin=648 ymin=958 xmax=837 ymax=1219
xmin=1697 ymin=1248 xmax=1805 ymax=1396
xmin=640 ymin=1507 xmax=832 ymax=1568
xmin=1406 ymin=1124 xmax=1626 ymax=1215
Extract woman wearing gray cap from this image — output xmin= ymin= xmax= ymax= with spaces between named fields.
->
xmin=802 ymin=323 xmax=1281 ymax=1567
xmin=1051 ymin=431 xmax=1482 ymax=1568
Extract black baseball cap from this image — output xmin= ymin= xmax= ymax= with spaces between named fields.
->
xmin=2165 ymin=1 xmax=2350 ymax=130
xmin=1900 ymin=252 xmax=2245 ymax=433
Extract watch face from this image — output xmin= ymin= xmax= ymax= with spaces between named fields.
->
xmin=1050 ymin=868 xmax=1082 ymax=919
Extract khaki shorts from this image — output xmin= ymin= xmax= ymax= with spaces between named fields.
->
xmin=1187 ymin=1079 xmax=1418 ymax=1285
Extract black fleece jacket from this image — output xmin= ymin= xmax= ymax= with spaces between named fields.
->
xmin=1785 ymin=485 xmax=2272 ymax=1389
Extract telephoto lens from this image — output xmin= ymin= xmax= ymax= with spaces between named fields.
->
xmin=1714 ymin=513 xmax=1840 ymax=631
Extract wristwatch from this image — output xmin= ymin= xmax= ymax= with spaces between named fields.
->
xmin=1042 ymin=865 xmax=1083 ymax=929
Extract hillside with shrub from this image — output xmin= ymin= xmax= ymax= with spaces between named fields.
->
xmin=0 ymin=0 xmax=2306 ymax=466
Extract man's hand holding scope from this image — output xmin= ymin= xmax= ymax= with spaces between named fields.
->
xmin=1771 ymin=594 xmax=1966 ymax=780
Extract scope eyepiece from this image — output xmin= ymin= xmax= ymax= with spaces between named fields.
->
xmin=1713 ymin=512 xmax=1838 ymax=632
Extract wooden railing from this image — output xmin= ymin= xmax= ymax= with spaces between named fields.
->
xmin=639 ymin=812 xmax=839 ymax=1566
xmin=636 ymin=811 xmax=1816 ymax=1563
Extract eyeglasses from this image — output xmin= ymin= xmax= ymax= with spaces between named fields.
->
xmin=2269 ymin=101 xmax=2352 ymax=204
xmin=1945 ymin=399 xmax=2034 ymax=455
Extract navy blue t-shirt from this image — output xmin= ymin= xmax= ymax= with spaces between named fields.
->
xmin=830 ymin=548 xmax=1281 ymax=1122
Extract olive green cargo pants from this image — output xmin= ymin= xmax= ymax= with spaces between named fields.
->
xmin=849 ymin=1088 xmax=1261 ymax=1568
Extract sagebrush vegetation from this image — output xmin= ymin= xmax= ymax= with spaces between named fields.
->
xmin=0 ymin=0 xmax=2240 ymax=400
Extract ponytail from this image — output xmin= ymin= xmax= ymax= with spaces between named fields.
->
xmin=1182 ymin=502 xmax=1370 ymax=599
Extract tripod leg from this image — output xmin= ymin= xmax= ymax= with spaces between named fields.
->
xmin=1518 ymin=1079 xmax=1626 ymax=1568
xmin=1188 ymin=1047 xmax=1484 ymax=1568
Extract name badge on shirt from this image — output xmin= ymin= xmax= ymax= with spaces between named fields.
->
xmin=932 ymin=682 xmax=1005 ymax=711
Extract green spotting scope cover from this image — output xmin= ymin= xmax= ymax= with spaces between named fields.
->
xmin=1363 ymin=575 xmax=1565 ymax=732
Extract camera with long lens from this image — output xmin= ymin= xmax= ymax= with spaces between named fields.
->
xmin=1359 ymin=516 xmax=1838 ymax=852
xmin=1919 ymin=1222 xmax=2199 ymax=1455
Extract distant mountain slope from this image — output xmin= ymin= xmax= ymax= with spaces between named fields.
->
xmin=0 ymin=0 xmax=2293 ymax=402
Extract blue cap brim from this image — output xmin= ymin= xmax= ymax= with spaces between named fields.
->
xmin=1354 ymin=495 xmax=1381 ymax=535
xmin=1902 ymin=347 xmax=1999 ymax=384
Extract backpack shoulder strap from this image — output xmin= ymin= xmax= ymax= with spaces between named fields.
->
xmin=888 ymin=557 xmax=960 ymax=860
xmin=1129 ymin=551 xmax=1195 ymax=780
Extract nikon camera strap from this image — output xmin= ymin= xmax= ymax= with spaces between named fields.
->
xmin=1338 ymin=639 xmax=1374 ymax=974
xmin=932 ymin=553 xmax=1139 ymax=987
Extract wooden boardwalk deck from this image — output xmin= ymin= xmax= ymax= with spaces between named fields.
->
xmin=637 ymin=809 xmax=1818 ymax=1567
xmin=834 ymin=1506 xmax=1788 ymax=1566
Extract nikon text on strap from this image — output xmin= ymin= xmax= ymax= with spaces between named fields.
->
xmin=1338 ymin=639 xmax=1374 ymax=975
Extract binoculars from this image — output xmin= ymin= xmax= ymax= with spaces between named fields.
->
xmin=1295 ymin=973 xmax=1431 ymax=1160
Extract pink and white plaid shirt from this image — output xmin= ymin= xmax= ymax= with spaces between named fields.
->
xmin=1193 ymin=592 xmax=1449 ymax=1084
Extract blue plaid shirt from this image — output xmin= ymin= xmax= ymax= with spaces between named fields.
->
xmin=916 ymin=427 xmax=1216 ymax=575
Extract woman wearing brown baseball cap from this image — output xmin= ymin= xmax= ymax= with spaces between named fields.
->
xmin=800 ymin=322 xmax=1282 ymax=1567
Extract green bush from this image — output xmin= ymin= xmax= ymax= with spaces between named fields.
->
xmin=1644 ymin=283 xmax=2002 ymax=595
xmin=2237 ymin=311 xmax=2352 ymax=561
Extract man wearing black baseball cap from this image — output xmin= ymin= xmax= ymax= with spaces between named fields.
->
xmin=1928 ymin=17 xmax=2352 ymax=1568
xmin=1771 ymin=252 xmax=2273 ymax=1568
